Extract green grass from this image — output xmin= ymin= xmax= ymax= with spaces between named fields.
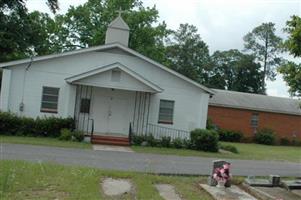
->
xmin=132 ymin=142 xmax=301 ymax=162
xmin=0 ymin=160 xmax=214 ymax=200
xmin=0 ymin=135 xmax=92 ymax=149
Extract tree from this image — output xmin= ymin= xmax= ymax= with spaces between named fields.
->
xmin=165 ymin=23 xmax=210 ymax=83
xmin=283 ymin=15 xmax=301 ymax=57
xmin=278 ymin=61 xmax=301 ymax=97
xmin=209 ymin=49 xmax=264 ymax=93
xmin=53 ymin=0 xmax=169 ymax=63
xmin=243 ymin=22 xmax=283 ymax=93
xmin=278 ymin=16 xmax=301 ymax=97
xmin=0 ymin=0 xmax=59 ymax=62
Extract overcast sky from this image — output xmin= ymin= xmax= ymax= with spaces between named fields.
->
xmin=27 ymin=0 xmax=301 ymax=98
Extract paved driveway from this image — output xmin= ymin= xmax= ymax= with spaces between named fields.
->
xmin=1 ymin=143 xmax=300 ymax=176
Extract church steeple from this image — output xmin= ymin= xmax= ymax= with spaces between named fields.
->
xmin=105 ymin=9 xmax=130 ymax=46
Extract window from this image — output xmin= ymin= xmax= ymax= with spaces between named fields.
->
xmin=80 ymin=98 xmax=91 ymax=114
xmin=40 ymin=86 xmax=59 ymax=113
xmin=251 ymin=113 xmax=259 ymax=128
xmin=158 ymin=100 xmax=174 ymax=124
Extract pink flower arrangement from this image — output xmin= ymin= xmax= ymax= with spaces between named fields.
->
xmin=213 ymin=163 xmax=231 ymax=186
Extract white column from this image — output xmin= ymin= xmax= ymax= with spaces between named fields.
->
xmin=64 ymin=84 xmax=77 ymax=118
xmin=0 ymin=69 xmax=12 ymax=111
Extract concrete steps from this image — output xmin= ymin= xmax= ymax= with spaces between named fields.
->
xmin=91 ymin=135 xmax=130 ymax=146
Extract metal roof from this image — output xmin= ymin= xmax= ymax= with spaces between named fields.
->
xmin=209 ymin=89 xmax=301 ymax=116
xmin=0 ymin=43 xmax=215 ymax=94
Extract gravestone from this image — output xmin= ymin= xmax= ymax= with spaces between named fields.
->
xmin=208 ymin=160 xmax=231 ymax=187
xmin=245 ymin=175 xmax=281 ymax=187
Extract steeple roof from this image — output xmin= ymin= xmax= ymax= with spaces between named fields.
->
xmin=108 ymin=15 xmax=130 ymax=31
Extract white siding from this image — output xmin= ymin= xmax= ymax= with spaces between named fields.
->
xmin=3 ymin=48 xmax=210 ymax=131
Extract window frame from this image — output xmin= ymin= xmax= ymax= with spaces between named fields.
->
xmin=250 ymin=113 xmax=259 ymax=128
xmin=40 ymin=86 xmax=60 ymax=114
xmin=158 ymin=99 xmax=175 ymax=125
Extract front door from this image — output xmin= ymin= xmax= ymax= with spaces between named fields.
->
xmin=107 ymin=97 xmax=129 ymax=135
xmin=92 ymin=89 xmax=130 ymax=136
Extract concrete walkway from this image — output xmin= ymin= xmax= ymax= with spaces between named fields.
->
xmin=1 ymin=143 xmax=300 ymax=176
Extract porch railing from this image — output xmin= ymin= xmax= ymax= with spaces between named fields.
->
xmin=145 ymin=123 xmax=190 ymax=140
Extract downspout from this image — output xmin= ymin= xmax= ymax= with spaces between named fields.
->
xmin=20 ymin=56 xmax=34 ymax=114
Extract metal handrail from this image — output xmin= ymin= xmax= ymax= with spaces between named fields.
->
xmin=129 ymin=122 xmax=132 ymax=144
xmin=89 ymin=118 xmax=94 ymax=137
xmin=146 ymin=123 xmax=190 ymax=140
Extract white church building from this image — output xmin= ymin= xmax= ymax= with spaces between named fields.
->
xmin=0 ymin=14 xmax=214 ymax=143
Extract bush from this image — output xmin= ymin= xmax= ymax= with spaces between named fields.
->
xmin=218 ymin=129 xmax=243 ymax=142
xmin=59 ymin=129 xmax=72 ymax=141
xmin=0 ymin=111 xmax=74 ymax=138
xmin=35 ymin=117 xmax=74 ymax=137
xmin=220 ymin=144 xmax=238 ymax=154
xmin=172 ymin=138 xmax=183 ymax=149
xmin=146 ymin=134 xmax=158 ymax=147
xmin=254 ymin=128 xmax=276 ymax=145
xmin=190 ymin=129 xmax=219 ymax=152
xmin=206 ymin=118 xmax=217 ymax=130
xmin=161 ymin=136 xmax=171 ymax=147
xmin=182 ymin=139 xmax=192 ymax=149
xmin=280 ymin=137 xmax=290 ymax=146
xmin=72 ymin=131 xmax=84 ymax=142
xmin=132 ymin=135 xmax=146 ymax=145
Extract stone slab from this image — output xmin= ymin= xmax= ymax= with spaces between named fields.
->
xmin=102 ymin=178 xmax=132 ymax=196
xmin=200 ymin=184 xmax=257 ymax=200
xmin=93 ymin=144 xmax=133 ymax=152
xmin=254 ymin=186 xmax=301 ymax=200
xmin=291 ymin=189 xmax=301 ymax=197
xmin=155 ymin=184 xmax=182 ymax=200
xmin=282 ymin=180 xmax=301 ymax=190
xmin=244 ymin=178 xmax=273 ymax=187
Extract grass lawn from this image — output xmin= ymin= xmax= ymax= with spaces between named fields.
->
xmin=0 ymin=135 xmax=92 ymax=149
xmin=132 ymin=142 xmax=301 ymax=162
xmin=0 ymin=160 xmax=215 ymax=200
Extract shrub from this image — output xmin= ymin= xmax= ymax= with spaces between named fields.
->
xmin=254 ymin=128 xmax=276 ymax=145
xmin=190 ymin=129 xmax=219 ymax=152
xmin=206 ymin=118 xmax=217 ymax=130
xmin=220 ymin=144 xmax=238 ymax=154
xmin=182 ymin=139 xmax=192 ymax=149
xmin=172 ymin=138 xmax=183 ymax=149
xmin=59 ymin=129 xmax=72 ymax=141
xmin=280 ymin=137 xmax=290 ymax=146
xmin=35 ymin=117 xmax=74 ymax=137
xmin=72 ymin=131 xmax=84 ymax=142
xmin=161 ymin=136 xmax=171 ymax=147
xmin=132 ymin=135 xmax=146 ymax=145
xmin=0 ymin=112 xmax=74 ymax=138
xmin=146 ymin=134 xmax=158 ymax=147
xmin=218 ymin=129 xmax=243 ymax=142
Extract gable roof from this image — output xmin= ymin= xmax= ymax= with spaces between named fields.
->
xmin=209 ymin=89 xmax=301 ymax=116
xmin=0 ymin=43 xmax=214 ymax=94
xmin=65 ymin=62 xmax=163 ymax=93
